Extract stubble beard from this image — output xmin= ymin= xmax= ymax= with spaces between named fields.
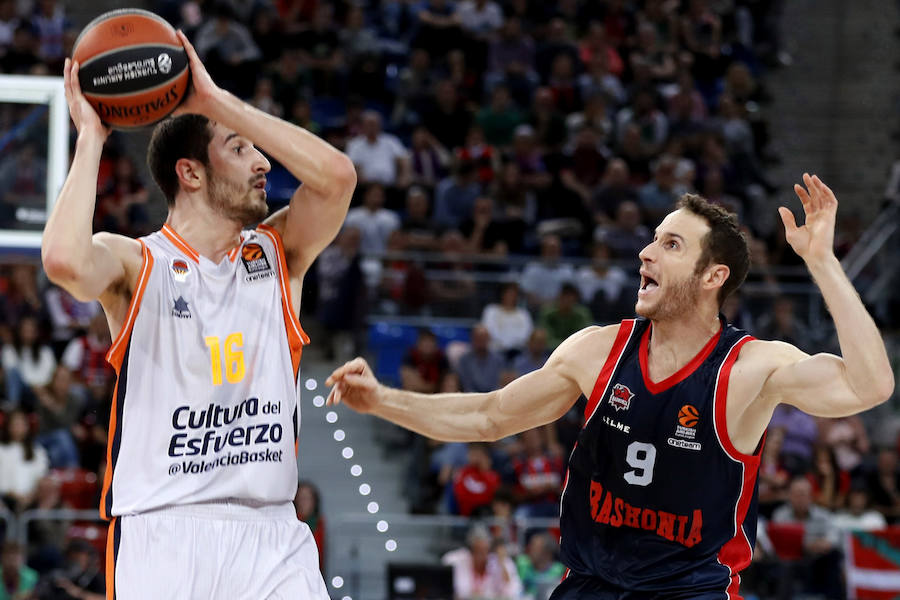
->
xmin=635 ymin=271 xmax=702 ymax=322
xmin=207 ymin=170 xmax=269 ymax=227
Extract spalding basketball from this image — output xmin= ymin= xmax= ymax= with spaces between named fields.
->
xmin=678 ymin=404 xmax=700 ymax=428
xmin=72 ymin=9 xmax=189 ymax=129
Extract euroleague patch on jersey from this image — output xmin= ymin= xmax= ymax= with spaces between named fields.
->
xmin=672 ymin=404 xmax=698 ymax=443
xmin=608 ymin=383 xmax=634 ymax=411
xmin=171 ymin=258 xmax=191 ymax=282
xmin=240 ymin=243 xmax=275 ymax=281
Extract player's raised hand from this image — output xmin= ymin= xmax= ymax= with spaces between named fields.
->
xmin=63 ymin=58 xmax=109 ymax=140
xmin=173 ymin=30 xmax=224 ymax=116
xmin=325 ymin=357 xmax=380 ymax=413
xmin=779 ymin=173 xmax=838 ymax=264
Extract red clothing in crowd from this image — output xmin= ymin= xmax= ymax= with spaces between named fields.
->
xmin=453 ymin=465 xmax=500 ymax=516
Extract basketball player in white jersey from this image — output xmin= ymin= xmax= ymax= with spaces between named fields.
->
xmin=41 ymin=32 xmax=355 ymax=599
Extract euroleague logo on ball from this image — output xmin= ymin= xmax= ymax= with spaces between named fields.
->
xmin=157 ymin=53 xmax=172 ymax=74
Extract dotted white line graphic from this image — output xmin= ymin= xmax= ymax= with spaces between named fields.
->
xmin=308 ymin=377 xmax=398 ymax=598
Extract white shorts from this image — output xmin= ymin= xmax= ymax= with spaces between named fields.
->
xmin=108 ymin=501 xmax=329 ymax=600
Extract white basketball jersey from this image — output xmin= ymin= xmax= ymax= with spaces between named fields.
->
xmin=101 ymin=224 xmax=309 ymax=518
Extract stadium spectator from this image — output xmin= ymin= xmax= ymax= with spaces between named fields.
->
xmin=481 ymin=283 xmax=533 ymax=361
xmin=757 ymin=428 xmax=790 ymax=516
xmin=455 ymin=324 xmax=505 ymax=393
xmin=192 ymin=2 xmax=261 ymax=97
xmin=768 ymin=403 xmax=818 ymax=475
xmin=638 ymin=154 xmax=682 ymax=225
xmin=441 ymin=524 xmax=522 ymax=600
xmin=2 ymin=316 xmax=55 ymax=409
xmin=519 ymin=234 xmax=574 ymax=309
xmin=398 ymin=186 xmax=440 ymax=252
xmin=400 ymin=329 xmax=452 ymax=394
xmin=754 ymin=296 xmax=815 ymax=353
xmin=344 ymin=183 xmax=401 ymax=256
xmin=422 ymin=79 xmax=473 ymax=151
xmin=832 ymin=485 xmax=887 ymax=531
xmin=30 ymin=0 xmax=69 ymax=65
xmin=485 ymin=16 xmax=537 ymax=107
xmin=433 ymin=159 xmax=482 ymax=230
xmin=428 ymin=231 xmax=479 ymax=317
xmin=590 ymin=158 xmax=637 ymax=223
xmin=538 ymin=283 xmax=593 ymax=350
xmin=94 ymin=155 xmax=150 ymax=236
xmin=818 ymin=413 xmax=870 ymax=477
xmin=294 ymin=3 xmax=343 ymax=96
xmin=0 ymin=409 xmax=49 ymax=512
xmin=865 ymin=448 xmax=900 ymax=522
xmin=43 ymin=285 xmax=98 ymax=357
xmin=511 ymin=328 xmax=549 ymax=377
xmin=316 ymin=227 xmax=366 ymax=362
xmin=34 ymin=538 xmax=104 ymax=600
xmin=575 ymin=242 xmax=629 ymax=323
xmin=60 ymin=312 xmax=113 ymax=394
xmin=0 ymin=541 xmax=38 ymax=600
xmin=0 ymin=22 xmax=40 ymax=73
xmin=770 ymin=477 xmax=844 ymax=600
xmin=806 ymin=445 xmax=850 ymax=512
xmin=0 ymin=0 xmax=19 ymax=47
xmin=408 ymin=126 xmax=450 ymax=189
xmin=345 ymin=111 xmax=411 ymax=188
xmin=451 ymin=443 xmax=500 ymax=516
xmin=33 ymin=366 xmax=81 ymax=468
xmin=459 ymin=196 xmax=510 ymax=258
xmin=515 ymin=532 xmax=566 ymax=600
xmin=511 ymin=428 xmax=564 ymax=519
xmin=294 ymin=481 xmax=326 ymax=574
xmin=595 ymin=200 xmax=651 ymax=261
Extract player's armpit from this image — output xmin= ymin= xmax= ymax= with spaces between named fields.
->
xmin=755 ymin=340 xmax=884 ymax=418
xmin=44 ymin=232 xmax=140 ymax=302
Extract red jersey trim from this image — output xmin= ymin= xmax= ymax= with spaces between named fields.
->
xmin=712 ymin=334 xmax=760 ymax=600
xmin=583 ymin=319 xmax=638 ymax=426
xmin=638 ymin=322 xmax=723 ymax=394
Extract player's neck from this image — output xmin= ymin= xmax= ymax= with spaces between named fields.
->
xmin=165 ymin=200 xmax=243 ymax=263
xmin=647 ymin=309 xmax=721 ymax=370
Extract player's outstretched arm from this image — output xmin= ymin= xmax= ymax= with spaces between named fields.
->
xmin=326 ymin=326 xmax=613 ymax=442
xmin=42 ymin=59 xmax=140 ymax=302
xmin=175 ymin=31 xmax=356 ymax=275
xmin=758 ymin=174 xmax=894 ymax=416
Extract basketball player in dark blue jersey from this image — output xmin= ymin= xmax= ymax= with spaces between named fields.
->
xmin=327 ymin=175 xmax=894 ymax=599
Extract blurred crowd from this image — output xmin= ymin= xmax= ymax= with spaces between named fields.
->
xmin=1 ymin=0 xmax=899 ymax=598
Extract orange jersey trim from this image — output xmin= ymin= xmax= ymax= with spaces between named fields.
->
xmin=105 ymin=517 xmax=117 ymax=599
xmin=106 ymin=241 xmax=153 ymax=372
xmin=257 ymin=224 xmax=309 ymax=379
xmin=161 ymin=224 xmax=201 ymax=263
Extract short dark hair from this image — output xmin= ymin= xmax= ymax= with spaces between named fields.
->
xmin=147 ymin=114 xmax=214 ymax=206
xmin=676 ymin=193 xmax=749 ymax=306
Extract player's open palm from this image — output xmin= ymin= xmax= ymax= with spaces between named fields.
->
xmin=779 ymin=173 xmax=837 ymax=264
xmin=326 ymin=357 xmax=380 ymax=413
xmin=173 ymin=30 xmax=223 ymax=115
xmin=63 ymin=58 xmax=109 ymax=140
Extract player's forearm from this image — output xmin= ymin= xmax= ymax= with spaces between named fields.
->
xmin=41 ymin=133 xmax=104 ymax=278
xmin=203 ymin=90 xmax=355 ymax=195
xmin=371 ymin=386 xmax=501 ymax=442
xmin=809 ymin=255 xmax=895 ymax=402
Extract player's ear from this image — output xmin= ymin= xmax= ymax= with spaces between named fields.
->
xmin=703 ymin=263 xmax=730 ymax=293
xmin=175 ymin=158 xmax=204 ymax=192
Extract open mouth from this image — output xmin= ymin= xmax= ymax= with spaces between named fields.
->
xmin=639 ymin=273 xmax=659 ymax=296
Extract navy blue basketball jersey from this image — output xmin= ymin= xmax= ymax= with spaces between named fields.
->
xmin=557 ymin=317 xmax=761 ymax=599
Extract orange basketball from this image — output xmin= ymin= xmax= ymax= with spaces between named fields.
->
xmin=678 ymin=405 xmax=700 ymax=428
xmin=72 ymin=9 xmax=189 ymax=129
